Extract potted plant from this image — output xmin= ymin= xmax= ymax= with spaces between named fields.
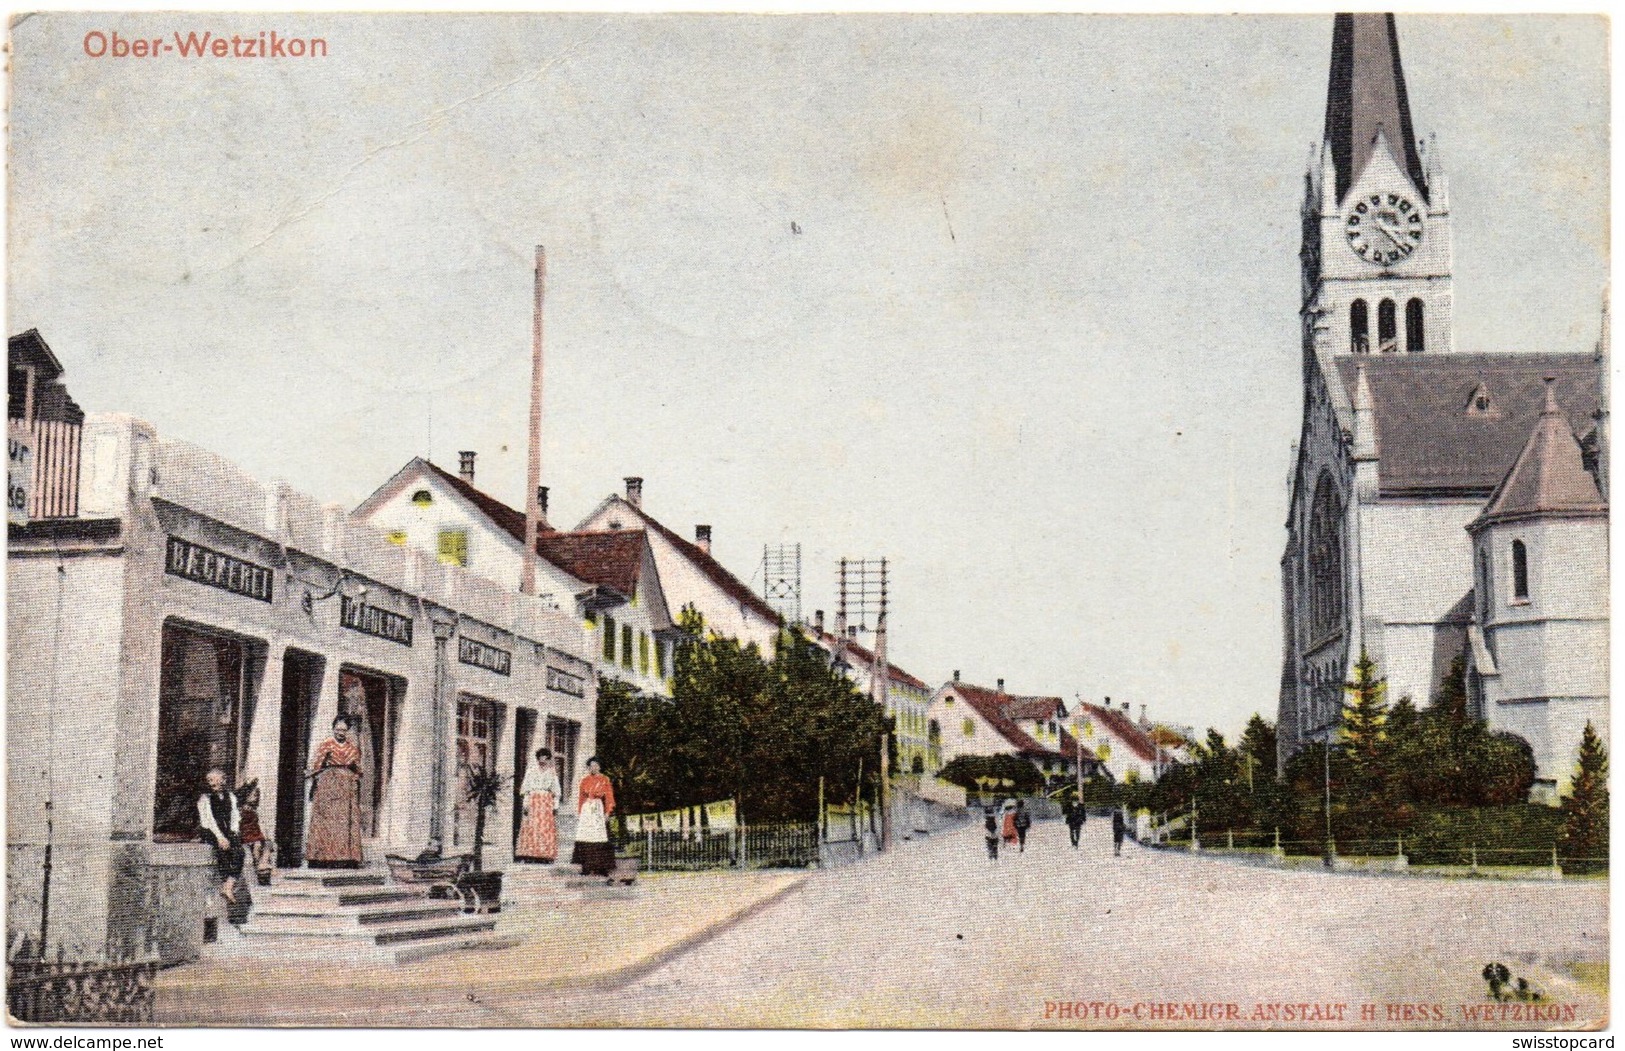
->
xmin=455 ymin=763 xmax=510 ymax=913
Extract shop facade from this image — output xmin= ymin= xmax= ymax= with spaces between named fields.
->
xmin=7 ymin=413 xmax=595 ymax=962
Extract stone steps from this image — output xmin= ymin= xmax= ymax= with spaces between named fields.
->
xmin=237 ymin=865 xmax=513 ymax=963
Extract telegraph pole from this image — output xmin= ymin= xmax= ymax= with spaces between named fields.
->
xmin=521 ymin=246 xmax=545 ymax=596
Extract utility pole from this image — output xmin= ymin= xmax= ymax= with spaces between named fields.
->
xmin=521 ymin=246 xmax=545 ymax=596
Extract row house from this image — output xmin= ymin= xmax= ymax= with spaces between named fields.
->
xmin=928 ymin=677 xmax=1099 ymax=785
xmin=355 ymin=459 xmax=677 ymax=698
xmin=8 ymin=338 xmax=596 ymax=964
xmin=807 ymin=615 xmax=939 ymax=776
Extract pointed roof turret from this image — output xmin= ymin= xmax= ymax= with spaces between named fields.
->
xmin=1323 ymin=13 xmax=1429 ymax=205
xmin=1471 ymin=379 xmax=1607 ymax=531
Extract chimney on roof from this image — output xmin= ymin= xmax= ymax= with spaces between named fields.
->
xmin=1122 ymin=701 xmax=1130 ymax=712
xmin=537 ymin=486 xmax=550 ymax=528
xmin=624 ymin=477 xmax=643 ymax=509
xmin=1140 ymin=704 xmax=1149 ymax=727
xmin=695 ymin=524 xmax=712 ymax=554
xmin=953 ymin=670 xmax=960 ymax=682
xmin=997 ymin=678 xmax=1005 ymax=694
xmin=813 ymin=610 xmax=825 ymax=634
xmin=458 ymin=451 xmax=476 ymax=485
xmin=847 ymin=626 xmax=858 ymax=639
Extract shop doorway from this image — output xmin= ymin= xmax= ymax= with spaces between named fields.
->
xmin=338 ymin=667 xmax=402 ymax=841
xmin=275 ymin=650 xmax=322 ymax=867
xmin=152 ymin=621 xmax=258 ymax=842
xmin=453 ymin=694 xmax=502 ymax=850
xmin=511 ymin=708 xmax=537 ymax=849
xmin=544 ymin=716 xmax=581 ymax=802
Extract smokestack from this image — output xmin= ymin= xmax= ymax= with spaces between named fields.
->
xmin=537 ymin=486 xmax=550 ymax=528
xmin=813 ymin=610 xmax=825 ymax=634
xmin=624 ymin=477 xmax=643 ymax=509
xmin=695 ymin=524 xmax=711 ymax=554
xmin=458 ymin=451 xmax=476 ymax=485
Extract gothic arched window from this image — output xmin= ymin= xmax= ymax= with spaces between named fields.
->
xmin=1308 ymin=473 xmax=1345 ymax=642
xmin=1378 ymin=299 xmax=1398 ymax=352
xmin=1406 ymin=298 xmax=1425 ymax=353
xmin=1350 ymin=300 xmax=1369 ymax=354
xmin=1477 ymin=547 xmax=1492 ymax=621
xmin=1512 ymin=539 xmax=1529 ymax=601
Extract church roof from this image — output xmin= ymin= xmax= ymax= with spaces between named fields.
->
xmin=1323 ymin=13 xmax=1428 ymax=204
xmin=1471 ymin=380 xmax=1607 ymax=530
xmin=1330 ymin=353 xmax=1601 ymax=496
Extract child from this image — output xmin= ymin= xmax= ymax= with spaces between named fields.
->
xmin=237 ymin=779 xmax=273 ymax=884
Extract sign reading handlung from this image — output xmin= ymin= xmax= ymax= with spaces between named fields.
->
xmin=458 ymin=636 xmax=512 ymax=676
xmin=340 ymin=594 xmax=413 ymax=646
xmin=165 ymin=536 xmax=274 ymax=602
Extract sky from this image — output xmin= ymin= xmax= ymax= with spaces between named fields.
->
xmin=6 ymin=13 xmax=1609 ymax=739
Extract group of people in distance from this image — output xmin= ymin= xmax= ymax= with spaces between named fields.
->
xmin=199 ymin=713 xmax=628 ymax=915
xmin=980 ymin=796 xmax=1130 ymax=861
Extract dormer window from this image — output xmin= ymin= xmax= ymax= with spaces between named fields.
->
xmin=1465 ymin=383 xmax=1494 ymax=417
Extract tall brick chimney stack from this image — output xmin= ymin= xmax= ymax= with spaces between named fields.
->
xmin=624 ymin=477 xmax=643 ymax=509
xmin=695 ymin=524 xmax=712 ymax=554
xmin=458 ymin=451 xmax=476 ymax=484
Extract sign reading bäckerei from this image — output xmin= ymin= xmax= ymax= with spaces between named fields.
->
xmin=340 ymin=594 xmax=414 ymax=647
xmin=458 ymin=636 xmax=512 ymax=676
xmin=165 ymin=536 xmax=273 ymax=602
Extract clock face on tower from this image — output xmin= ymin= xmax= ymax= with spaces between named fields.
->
xmin=1344 ymin=192 xmax=1424 ymax=266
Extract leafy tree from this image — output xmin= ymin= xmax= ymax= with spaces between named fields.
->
xmin=937 ymin=754 xmax=1044 ymax=797
xmin=1558 ymin=721 xmax=1609 ymax=873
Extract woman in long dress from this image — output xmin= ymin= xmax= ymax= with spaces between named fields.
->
xmin=515 ymin=747 xmax=561 ymax=863
xmin=306 ymin=715 xmax=363 ymax=868
xmin=570 ymin=756 xmax=617 ymax=879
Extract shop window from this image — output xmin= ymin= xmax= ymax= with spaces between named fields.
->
xmin=152 ymin=623 xmax=255 ymax=842
xmin=437 ymin=528 xmax=469 ymax=567
xmin=602 ymin=615 xmax=617 ymax=662
xmin=1512 ymin=540 xmax=1529 ymax=601
xmin=621 ymin=625 xmax=634 ymax=670
xmin=454 ymin=695 xmax=502 ymax=848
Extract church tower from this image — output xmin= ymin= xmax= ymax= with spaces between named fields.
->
xmin=1302 ymin=13 xmax=1453 ymax=360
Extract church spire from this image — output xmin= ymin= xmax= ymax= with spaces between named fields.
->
xmin=1323 ymin=13 xmax=1429 ymax=205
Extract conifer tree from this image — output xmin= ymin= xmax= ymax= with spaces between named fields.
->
xmin=1340 ymin=651 xmax=1389 ymax=769
xmin=1559 ymin=721 xmax=1609 ymax=873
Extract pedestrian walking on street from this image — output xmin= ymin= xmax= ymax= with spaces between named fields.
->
xmin=983 ymin=810 xmax=999 ymax=862
xmin=1065 ymin=799 xmax=1086 ymax=849
xmin=1000 ymin=800 xmax=1018 ymax=848
xmin=1013 ymin=800 xmax=1032 ymax=853
xmin=1111 ymin=807 xmax=1127 ymax=856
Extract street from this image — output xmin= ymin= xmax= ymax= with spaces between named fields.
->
xmin=524 ymin=819 xmax=1606 ymax=1029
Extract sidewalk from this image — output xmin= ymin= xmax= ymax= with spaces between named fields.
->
xmin=153 ymin=866 xmax=810 ymax=1026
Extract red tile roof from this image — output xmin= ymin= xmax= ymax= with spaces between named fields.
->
xmin=535 ymin=530 xmax=649 ymax=598
xmin=422 ymin=460 xmax=542 ymax=541
xmin=1078 ymin=702 xmax=1160 ymax=763
xmin=602 ymin=498 xmax=783 ymax=625
xmin=810 ymin=630 xmax=932 ymax=692
xmin=949 ymin=682 xmax=1092 ymax=762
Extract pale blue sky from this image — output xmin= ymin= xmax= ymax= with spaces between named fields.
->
xmin=7 ymin=14 xmax=1608 ymax=737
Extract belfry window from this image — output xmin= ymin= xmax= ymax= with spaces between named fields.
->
xmin=1350 ymin=300 xmax=1369 ymax=354
xmin=1377 ymin=299 xmax=1397 ymax=353
xmin=1406 ymin=298 xmax=1425 ymax=353
xmin=1512 ymin=540 xmax=1529 ymax=601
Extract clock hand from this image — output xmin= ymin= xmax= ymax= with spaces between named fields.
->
xmin=1376 ymin=221 xmax=1412 ymax=250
